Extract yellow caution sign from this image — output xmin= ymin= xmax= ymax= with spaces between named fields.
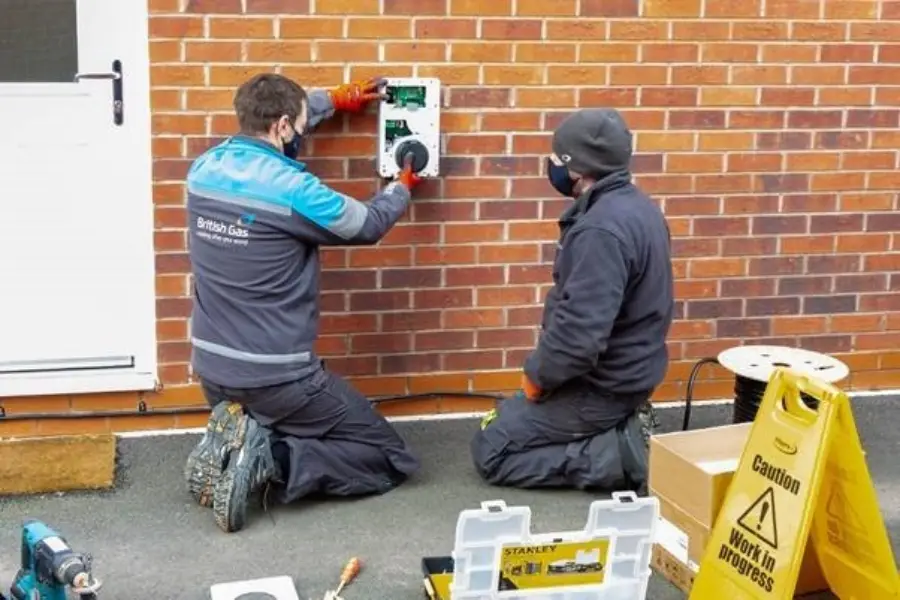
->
xmin=690 ymin=368 xmax=900 ymax=600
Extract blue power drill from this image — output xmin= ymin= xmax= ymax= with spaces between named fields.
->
xmin=6 ymin=520 xmax=102 ymax=600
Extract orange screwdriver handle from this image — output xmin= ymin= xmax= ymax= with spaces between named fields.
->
xmin=340 ymin=557 xmax=361 ymax=584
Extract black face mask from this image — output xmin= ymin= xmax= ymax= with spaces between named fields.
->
xmin=547 ymin=159 xmax=576 ymax=197
xmin=282 ymin=127 xmax=302 ymax=160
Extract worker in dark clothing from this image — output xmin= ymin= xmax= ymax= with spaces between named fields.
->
xmin=183 ymin=74 xmax=423 ymax=533
xmin=471 ymin=108 xmax=674 ymax=494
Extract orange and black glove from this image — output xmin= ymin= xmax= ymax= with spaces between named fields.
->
xmin=396 ymin=153 xmax=422 ymax=190
xmin=521 ymin=373 xmax=541 ymax=402
xmin=327 ymin=77 xmax=384 ymax=113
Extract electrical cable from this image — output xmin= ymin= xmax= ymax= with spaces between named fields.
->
xmin=0 ymin=391 xmax=507 ymax=422
xmin=681 ymin=357 xmax=720 ymax=431
xmin=681 ymin=356 xmax=821 ymax=430
xmin=2 ymin=360 xmax=821 ymax=428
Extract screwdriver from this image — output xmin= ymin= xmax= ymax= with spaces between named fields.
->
xmin=334 ymin=557 xmax=362 ymax=596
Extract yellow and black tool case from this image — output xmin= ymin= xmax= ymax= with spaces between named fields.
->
xmin=421 ymin=492 xmax=659 ymax=600
xmin=422 ymin=556 xmax=454 ymax=600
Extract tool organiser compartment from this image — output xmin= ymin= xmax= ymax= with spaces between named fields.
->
xmin=423 ymin=492 xmax=658 ymax=600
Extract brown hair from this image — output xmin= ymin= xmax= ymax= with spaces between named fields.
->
xmin=233 ymin=73 xmax=308 ymax=136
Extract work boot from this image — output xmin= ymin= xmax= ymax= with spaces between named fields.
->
xmin=212 ymin=417 xmax=277 ymax=533
xmin=636 ymin=401 xmax=659 ymax=451
xmin=619 ymin=409 xmax=651 ymax=496
xmin=184 ymin=402 xmax=249 ymax=508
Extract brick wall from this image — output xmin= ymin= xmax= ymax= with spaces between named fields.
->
xmin=48 ymin=0 xmax=896 ymax=434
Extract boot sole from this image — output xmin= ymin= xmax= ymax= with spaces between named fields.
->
xmin=213 ymin=463 xmax=252 ymax=533
xmin=212 ymin=421 xmax=274 ymax=533
xmin=184 ymin=404 xmax=248 ymax=508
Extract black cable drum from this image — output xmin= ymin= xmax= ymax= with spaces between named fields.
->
xmin=732 ymin=373 xmax=820 ymax=424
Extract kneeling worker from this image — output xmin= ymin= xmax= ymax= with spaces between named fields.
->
xmin=184 ymin=74 xmax=423 ymax=532
xmin=471 ymin=108 xmax=674 ymax=493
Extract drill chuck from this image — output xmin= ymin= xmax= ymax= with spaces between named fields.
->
xmin=56 ymin=555 xmax=92 ymax=588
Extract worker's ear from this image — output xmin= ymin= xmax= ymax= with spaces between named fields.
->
xmin=275 ymin=115 xmax=295 ymax=140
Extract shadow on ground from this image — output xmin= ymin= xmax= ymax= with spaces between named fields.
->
xmin=0 ymin=399 xmax=897 ymax=599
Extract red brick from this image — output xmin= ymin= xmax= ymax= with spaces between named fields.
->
xmin=347 ymin=18 xmax=411 ymax=38
xmin=246 ymin=0 xmax=310 ymax=11
xmin=451 ymin=0 xmax=511 ymax=14
xmin=825 ymin=0 xmax=878 ymax=19
xmin=443 ymin=309 xmax=504 ymax=329
xmin=610 ymin=21 xmax=667 ymax=40
xmin=643 ymin=43 xmax=699 ymax=63
xmin=209 ymin=17 xmax=274 ymax=38
xmin=705 ymin=0 xmax=762 ymax=17
xmin=281 ymin=17 xmax=343 ymax=38
xmin=546 ymin=21 xmax=607 ymax=40
xmin=516 ymin=0 xmax=576 ymax=14
xmin=314 ymin=0 xmax=377 ymax=13
xmin=580 ymin=0 xmax=638 ymax=16
xmin=149 ymin=16 xmax=204 ymax=38
xmin=643 ymin=0 xmax=700 ymax=17
xmin=384 ymin=0 xmax=447 ymax=13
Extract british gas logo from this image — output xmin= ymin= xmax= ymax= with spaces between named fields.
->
xmin=237 ymin=213 xmax=256 ymax=226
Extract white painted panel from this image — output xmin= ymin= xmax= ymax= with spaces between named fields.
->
xmin=0 ymin=0 xmax=157 ymax=392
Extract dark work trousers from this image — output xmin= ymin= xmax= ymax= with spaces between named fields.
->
xmin=201 ymin=365 xmax=420 ymax=504
xmin=471 ymin=383 xmax=650 ymax=491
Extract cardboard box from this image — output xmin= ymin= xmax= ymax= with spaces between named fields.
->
xmin=649 ymin=423 xmax=828 ymax=597
xmin=651 ymin=520 xmax=696 ymax=595
xmin=650 ymin=423 xmax=749 ymax=527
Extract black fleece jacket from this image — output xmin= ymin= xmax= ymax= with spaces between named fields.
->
xmin=523 ymin=170 xmax=674 ymax=396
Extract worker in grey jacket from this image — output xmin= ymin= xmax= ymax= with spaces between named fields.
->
xmin=471 ymin=108 xmax=674 ymax=494
xmin=183 ymin=73 xmax=422 ymax=533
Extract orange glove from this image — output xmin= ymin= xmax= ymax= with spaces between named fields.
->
xmin=521 ymin=373 xmax=541 ymax=402
xmin=396 ymin=153 xmax=422 ymax=190
xmin=327 ymin=77 xmax=384 ymax=113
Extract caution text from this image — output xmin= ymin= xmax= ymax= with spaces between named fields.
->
xmin=718 ymin=528 xmax=775 ymax=592
xmin=752 ymin=454 xmax=801 ymax=496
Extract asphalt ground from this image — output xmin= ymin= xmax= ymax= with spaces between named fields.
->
xmin=0 ymin=398 xmax=897 ymax=599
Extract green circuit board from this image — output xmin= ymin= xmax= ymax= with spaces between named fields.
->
xmin=385 ymin=119 xmax=414 ymax=144
xmin=386 ymin=85 xmax=427 ymax=108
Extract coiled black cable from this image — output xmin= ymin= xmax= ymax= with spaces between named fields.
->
xmin=682 ymin=356 xmax=820 ymax=430
xmin=732 ymin=374 xmax=819 ymax=424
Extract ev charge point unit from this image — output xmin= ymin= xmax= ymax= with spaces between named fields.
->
xmin=377 ymin=77 xmax=441 ymax=179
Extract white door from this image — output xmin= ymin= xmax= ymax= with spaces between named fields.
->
xmin=0 ymin=0 xmax=157 ymax=396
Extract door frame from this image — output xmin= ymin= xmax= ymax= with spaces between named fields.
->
xmin=0 ymin=0 xmax=158 ymax=398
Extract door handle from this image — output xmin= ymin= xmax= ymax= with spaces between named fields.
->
xmin=74 ymin=72 xmax=121 ymax=81
xmin=73 ymin=60 xmax=124 ymax=126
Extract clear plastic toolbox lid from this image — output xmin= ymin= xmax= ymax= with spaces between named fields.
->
xmin=449 ymin=492 xmax=659 ymax=600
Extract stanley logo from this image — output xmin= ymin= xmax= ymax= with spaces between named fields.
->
xmin=774 ymin=437 xmax=798 ymax=455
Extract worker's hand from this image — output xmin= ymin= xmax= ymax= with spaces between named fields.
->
xmin=396 ymin=153 xmax=422 ymax=191
xmin=327 ymin=77 xmax=385 ymax=113
xmin=521 ymin=373 xmax=541 ymax=402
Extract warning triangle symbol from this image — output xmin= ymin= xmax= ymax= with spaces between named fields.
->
xmin=737 ymin=486 xmax=779 ymax=549
xmin=826 ymin=484 xmax=865 ymax=533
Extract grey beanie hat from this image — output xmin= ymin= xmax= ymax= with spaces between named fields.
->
xmin=551 ymin=108 xmax=633 ymax=178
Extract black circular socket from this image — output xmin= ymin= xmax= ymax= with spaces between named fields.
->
xmin=394 ymin=139 xmax=429 ymax=173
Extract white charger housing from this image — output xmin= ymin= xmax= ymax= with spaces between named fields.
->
xmin=376 ymin=77 xmax=441 ymax=179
